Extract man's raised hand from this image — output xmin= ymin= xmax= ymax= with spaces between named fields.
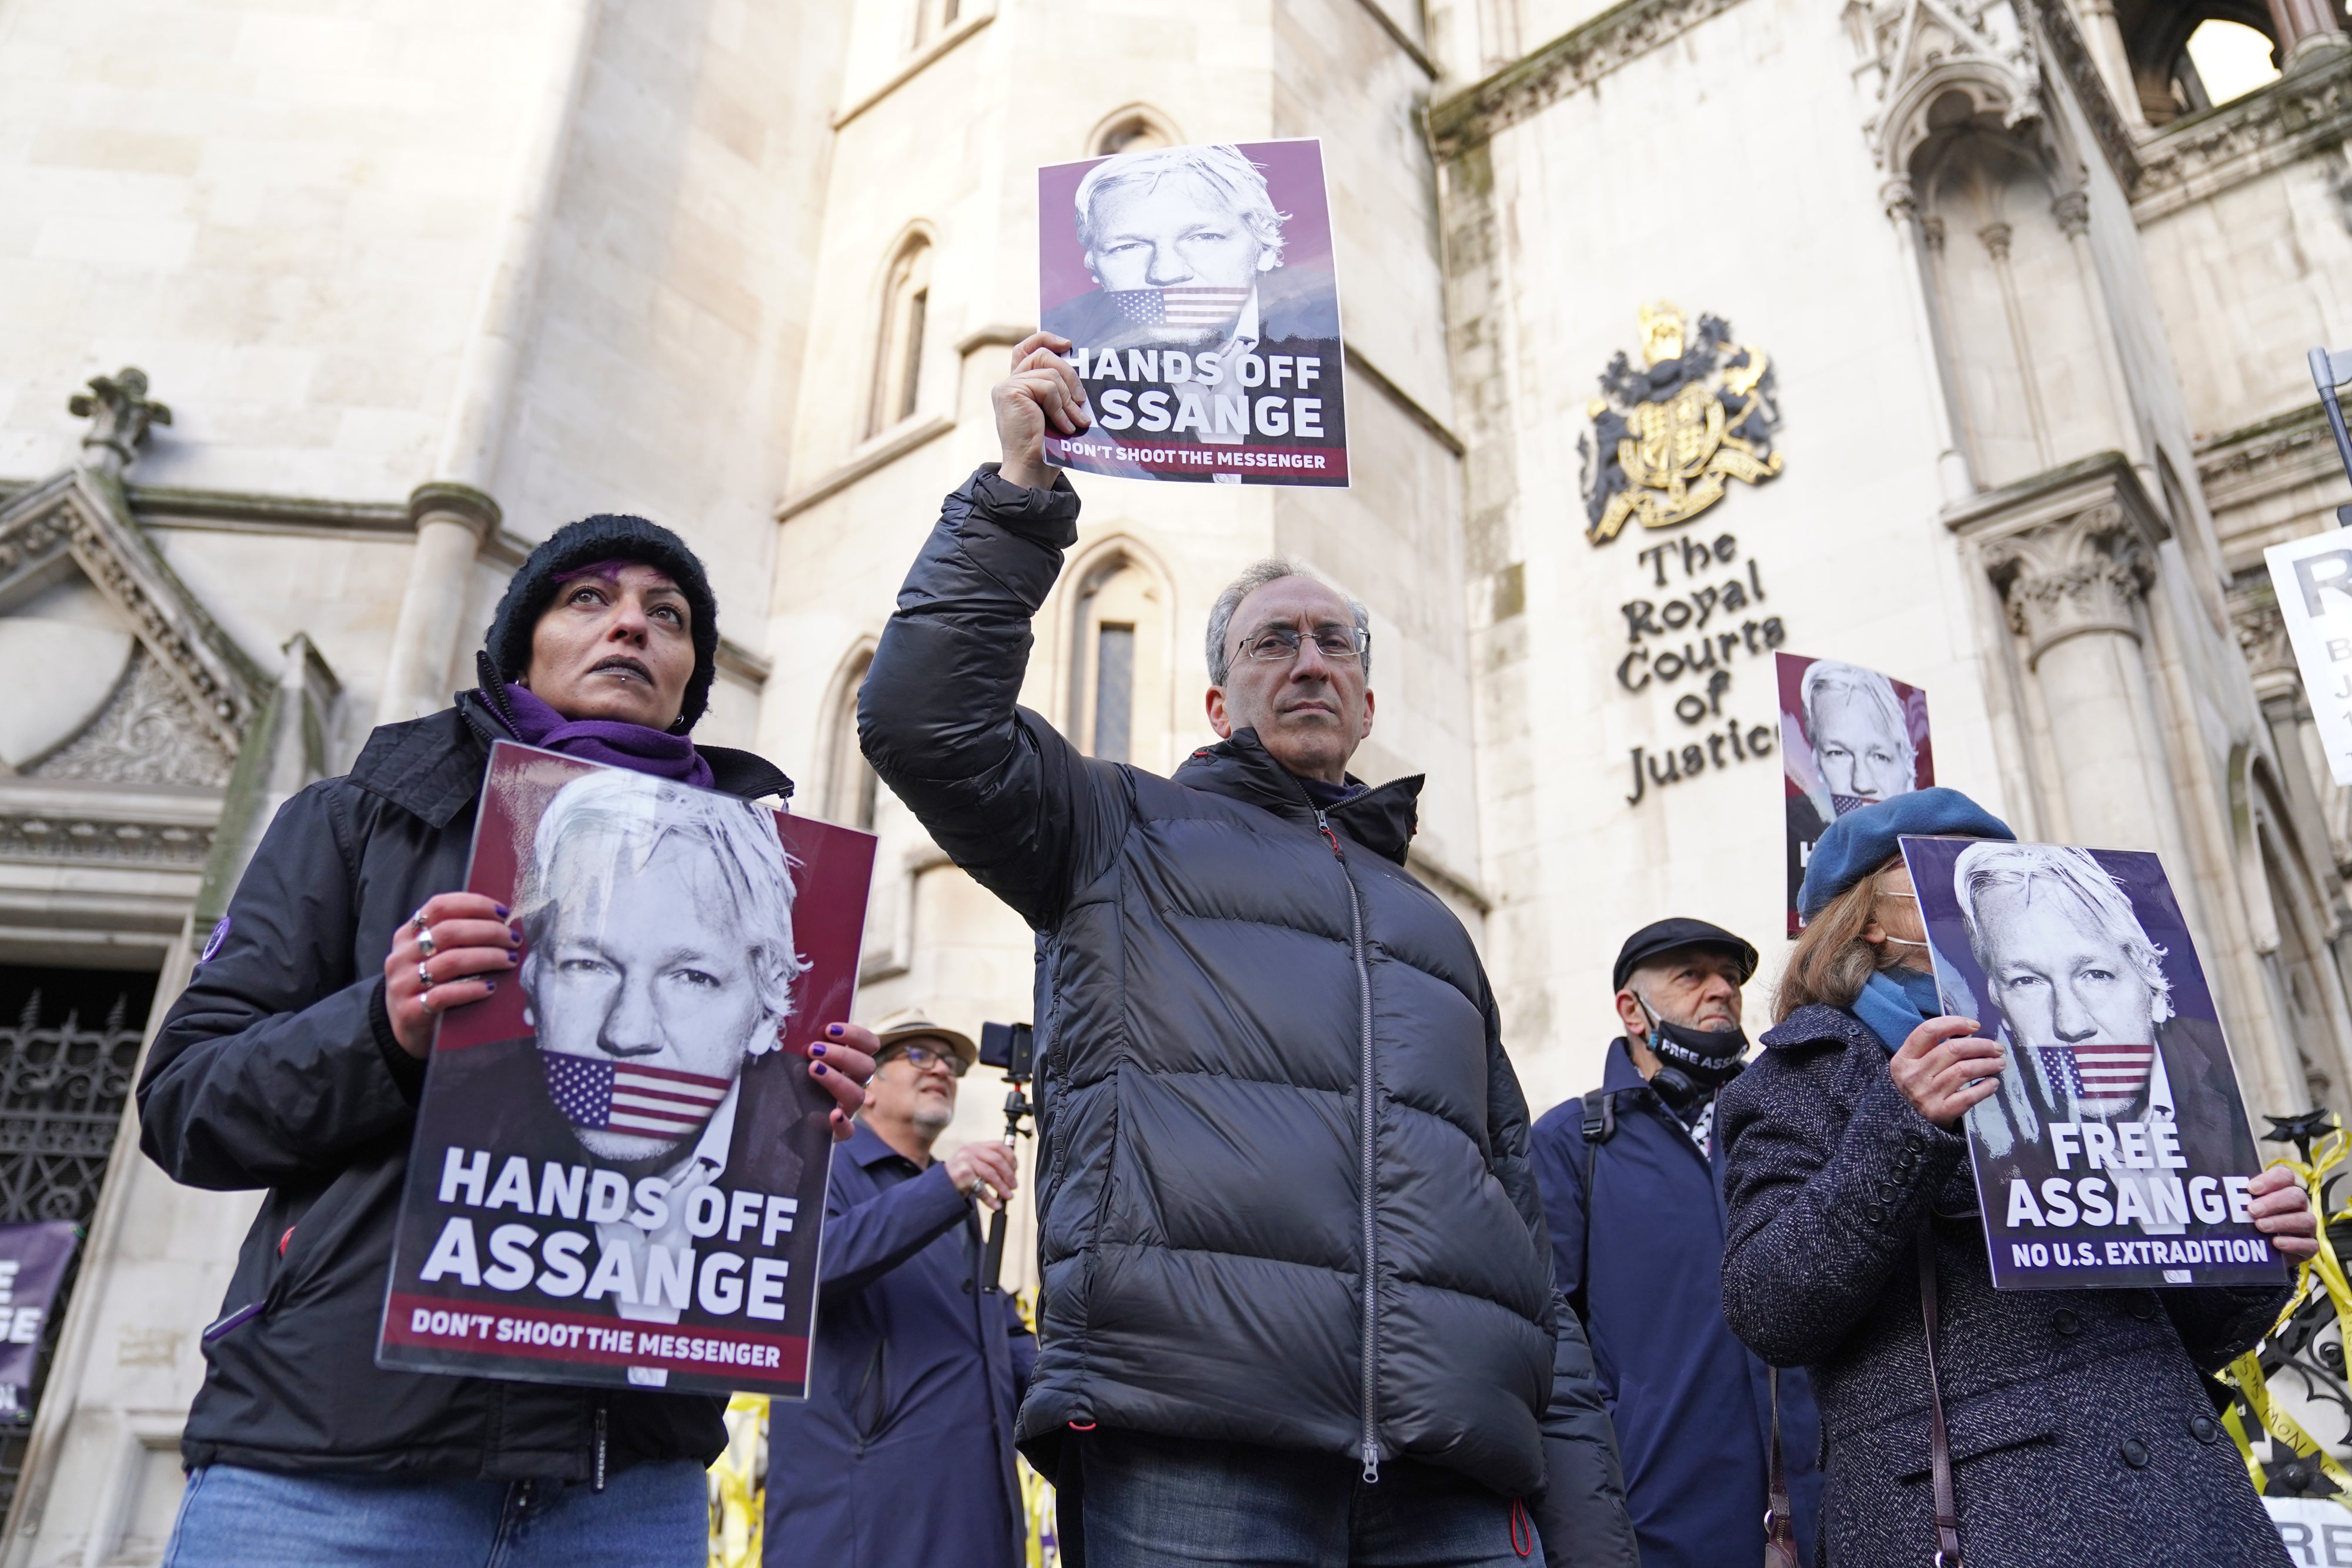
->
xmin=994 ymin=330 xmax=1088 ymax=490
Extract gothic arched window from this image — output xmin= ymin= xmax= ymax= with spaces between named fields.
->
xmin=1067 ymin=547 xmax=1170 ymax=769
xmin=2120 ymin=0 xmax=2281 ymax=123
xmin=869 ymin=238 xmax=933 ymax=437
xmin=824 ymin=646 xmax=883 ymax=832
xmin=913 ymin=0 xmax=960 ymax=48
xmin=1088 ymin=106 xmax=1182 ymax=159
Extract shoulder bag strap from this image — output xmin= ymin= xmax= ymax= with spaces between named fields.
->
xmin=1917 ymin=1218 xmax=1963 ymax=1567
xmin=1764 ymin=1367 xmax=1800 ymax=1568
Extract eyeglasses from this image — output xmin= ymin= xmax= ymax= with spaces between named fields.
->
xmin=882 ymin=1042 xmax=968 ymax=1078
xmin=1235 ymin=626 xmax=1368 ymax=666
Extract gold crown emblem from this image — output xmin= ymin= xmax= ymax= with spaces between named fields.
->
xmin=1636 ymin=302 xmax=1686 ymax=368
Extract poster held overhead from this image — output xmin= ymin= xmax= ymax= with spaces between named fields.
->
xmin=377 ymin=743 xmax=876 ymax=1399
xmin=1899 ymin=834 xmax=2287 ymax=1291
xmin=1778 ymin=653 xmax=1933 ymax=935
xmin=1038 ymin=139 xmax=1348 ymax=487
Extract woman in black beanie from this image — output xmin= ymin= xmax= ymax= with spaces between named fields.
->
xmin=1717 ymin=787 xmax=2314 ymax=1568
xmin=141 ymin=517 xmax=877 ymax=1567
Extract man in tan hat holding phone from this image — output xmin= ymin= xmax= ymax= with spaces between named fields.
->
xmin=766 ymin=1008 xmax=1034 ymax=1566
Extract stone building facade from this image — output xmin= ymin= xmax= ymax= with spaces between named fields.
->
xmin=0 ymin=0 xmax=2347 ymax=1557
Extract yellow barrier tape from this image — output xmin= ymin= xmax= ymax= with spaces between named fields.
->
xmin=709 ymin=1392 xmax=766 ymax=1568
xmin=2217 ymin=1142 xmax=2352 ymax=1502
xmin=1015 ymin=1289 xmax=1063 ymax=1568
xmin=2221 ymin=1350 xmax=2352 ymax=1496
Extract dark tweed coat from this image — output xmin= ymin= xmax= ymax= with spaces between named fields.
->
xmin=1718 ymin=1003 xmax=2291 ymax=1567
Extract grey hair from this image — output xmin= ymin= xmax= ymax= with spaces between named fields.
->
xmin=1953 ymin=841 xmax=2173 ymax=1026
xmin=1799 ymin=660 xmax=1915 ymax=768
xmin=1205 ymin=558 xmax=1371 ymax=686
xmin=1075 ymin=145 xmax=1289 ymax=269
xmin=517 ymin=768 xmax=808 ymax=1052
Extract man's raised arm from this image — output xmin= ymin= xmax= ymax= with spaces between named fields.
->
xmin=858 ymin=332 xmax=1111 ymax=928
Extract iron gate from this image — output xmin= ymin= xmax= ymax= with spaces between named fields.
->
xmin=0 ymin=973 xmax=153 ymax=1521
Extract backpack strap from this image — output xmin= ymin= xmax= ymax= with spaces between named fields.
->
xmin=1572 ymin=1088 xmax=1621 ymax=1322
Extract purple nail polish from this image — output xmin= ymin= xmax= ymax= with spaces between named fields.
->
xmin=485 ymin=981 xmax=497 ymax=994
xmin=827 ymin=1024 xmax=843 ymax=1038
xmin=813 ymin=1062 xmax=828 ymax=1075
xmin=811 ymin=1042 xmax=826 ymax=1056
xmin=494 ymin=904 xmax=511 ymax=918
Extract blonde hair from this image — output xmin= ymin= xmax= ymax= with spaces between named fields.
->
xmin=1775 ymin=854 xmax=1908 ymax=1022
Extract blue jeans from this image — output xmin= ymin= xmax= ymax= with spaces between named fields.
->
xmin=162 ymin=1460 xmax=707 ymax=1568
xmin=1061 ymin=1429 xmax=1545 ymax=1567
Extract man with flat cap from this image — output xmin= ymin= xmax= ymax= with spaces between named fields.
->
xmin=767 ymin=1009 xmax=1035 ymax=1567
xmin=1530 ymin=920 xmax=1824 ymax=1568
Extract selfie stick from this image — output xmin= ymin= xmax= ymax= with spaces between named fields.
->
xmin=2309 ymin=347 xmax=2352 ymax=528
xmin=977 ymin=1022 xmax=1035 ymax=1295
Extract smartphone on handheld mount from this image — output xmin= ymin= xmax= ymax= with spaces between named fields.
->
xmin=977 ymin=1022 xmax=1035 ymax=1294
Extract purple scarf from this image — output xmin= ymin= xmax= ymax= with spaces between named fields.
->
xmin=497 ymin=683 xmax=714 ymax=790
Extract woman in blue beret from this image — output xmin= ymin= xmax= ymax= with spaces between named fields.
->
xmin=1717 ymin=787 xmax=2316 ymax=1567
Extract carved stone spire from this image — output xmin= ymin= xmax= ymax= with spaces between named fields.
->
xmin=67 ymin=368 xmax=172 ymax=476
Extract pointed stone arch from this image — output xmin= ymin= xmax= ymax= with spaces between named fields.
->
xmin=815 ymin=637 xmax=883 ymax=831
xmin=0 ymin=470 xmax=265 ymax=780
xmin=1045 ymin=530 xmax=1184 ymax=774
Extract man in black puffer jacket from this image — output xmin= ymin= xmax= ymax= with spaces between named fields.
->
xmin=859 ymin=331 xmax=1635 ymax=1567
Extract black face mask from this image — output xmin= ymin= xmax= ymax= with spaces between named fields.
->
xmin=1635 ymin=995 xmax=1748 ymax=1111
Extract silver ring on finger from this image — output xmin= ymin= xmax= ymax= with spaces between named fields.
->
xmin=410 ymin=909 xmax=430 ymax=934
xmin=417 ymin=961 xmax=435 ymax=991
xmin=416 ymin=927 xmax=437 ymax=958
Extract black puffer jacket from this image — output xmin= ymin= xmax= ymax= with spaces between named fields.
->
xmin=138 ymin=696 xmax=790 ymax=1480
xmin=861 ymin=466 xmax=1634 ymax=1557
xmin=1720 ymin=1004 xmax=2290 ymax=1567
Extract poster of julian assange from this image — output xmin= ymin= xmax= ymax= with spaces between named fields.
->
xmin=1038 ymin=139 xmax=1349 ymax=487
xmin=377 ymin=743 xmax=876 ymax=1399
xmin=1779 ymin=653 xmax=1933 ymax=937
xmin=1900 ymin=834 xmax=2288 ymax=1291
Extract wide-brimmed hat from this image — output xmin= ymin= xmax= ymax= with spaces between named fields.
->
xmin=872 ymin=1009 xmax=979 ymax=1071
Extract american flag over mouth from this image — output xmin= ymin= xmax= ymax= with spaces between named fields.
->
xmin=1106 ymin=286 xmax=1251 ymax=332
xmin=2035 ymin=1044 xmax=2157 ymax=1116
xmin=542 ymin=1052 xmax=731 ymax=1136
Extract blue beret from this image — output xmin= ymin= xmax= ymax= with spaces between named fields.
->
xmin=1798 ymin=787 xmax=2014 ymax=920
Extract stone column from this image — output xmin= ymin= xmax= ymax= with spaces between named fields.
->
xmin=374 ymin=483 xmax=500 ymax=726
xmin=1886 ymin=183 xmax=1976 ymax=502
xmin=2264 ymin=0 xmax=2348 ymax=67
xmin=2051 ymin=191 xmax=2142 ymax=466
xmin=1984 ymin=499 xmax=2167 ymax=849
xmin=2077 ymin=0 xmax=2150 ymax=128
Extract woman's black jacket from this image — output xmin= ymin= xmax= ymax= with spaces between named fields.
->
xmin=1718 ymin=1002 xmax=2292 ymax=1567
xmin=136 ymin=697 xmax=790 ymax=1481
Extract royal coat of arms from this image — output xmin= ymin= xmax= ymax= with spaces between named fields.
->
xmin=1579 ymin=303 xmax=1784 ymax=543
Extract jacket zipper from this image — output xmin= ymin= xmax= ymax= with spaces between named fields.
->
xmin=593 ymin=1398 xmax=607 ymax=1492
xmin=1317 ymin=808 xmax=1381 ymax=1484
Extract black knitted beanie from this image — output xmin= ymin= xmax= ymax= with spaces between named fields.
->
xmin=483 ymin=514 xmax=720 ymax=731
